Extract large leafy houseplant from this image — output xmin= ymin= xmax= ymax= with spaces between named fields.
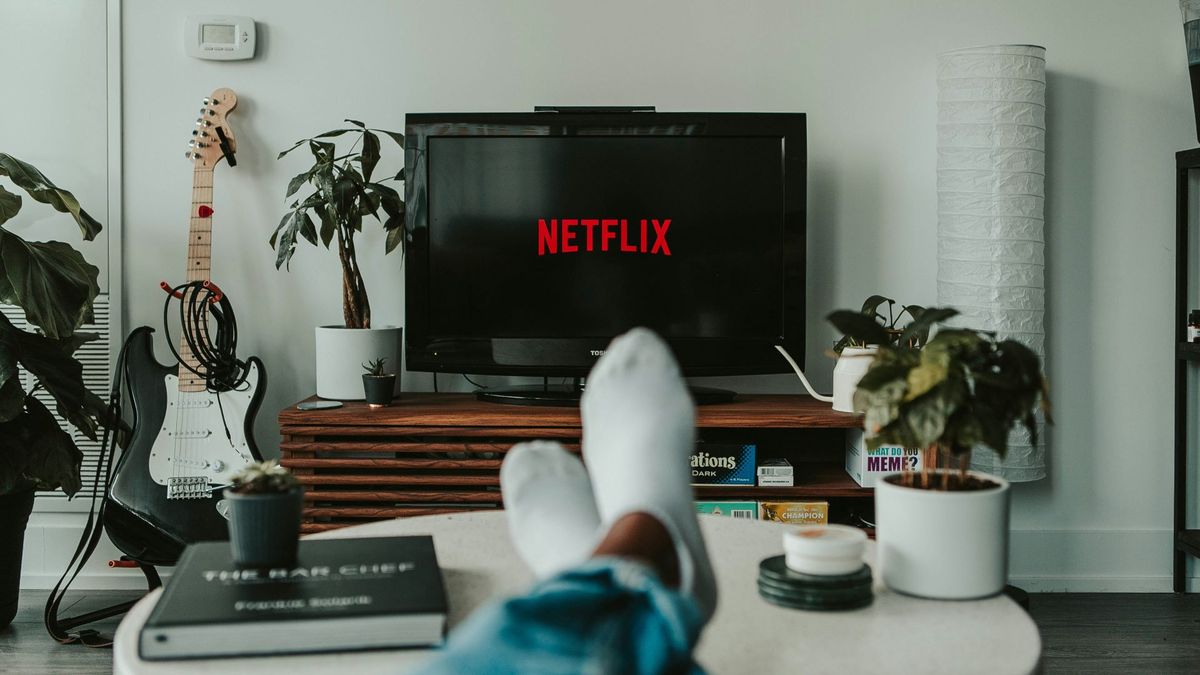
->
xmin=0 ymin=154 xmax=110 ymax=497
xmin=270 ymin=120 xmax=406 ymax=329
xmin=832 ymin=306 xmax=1050 ymax=490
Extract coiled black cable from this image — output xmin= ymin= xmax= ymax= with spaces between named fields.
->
xmin=162 ymin=281 xmax=251 ymax=393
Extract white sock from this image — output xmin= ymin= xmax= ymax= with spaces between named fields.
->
xmin=581 ymin=328 xmax=717 ymax=620
xmin=500 ymin=441 xmax=602 ymax=579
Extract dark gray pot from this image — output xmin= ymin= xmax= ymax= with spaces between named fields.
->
xmin=363 ymin=374 xmax=397 ymax=407
xmin=225 ymin=487 xmax=304 ymax=568
xmin=0 ymin=487 xmax=36 ymax=628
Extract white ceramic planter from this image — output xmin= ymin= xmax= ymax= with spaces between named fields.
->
xmin=832 ymin=346 xmax=878 ymax=413
xmin=314 ymin=325 xmax=402 ymax=400
xmin=875 ymin=470 xmax=1010 ymax=599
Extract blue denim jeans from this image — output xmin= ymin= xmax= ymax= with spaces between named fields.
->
xmin=414 ymin=557 xmax=706 ymax=675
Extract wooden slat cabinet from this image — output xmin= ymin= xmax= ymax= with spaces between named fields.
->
xmin=279 ymin=393 xmax=867 ymax=534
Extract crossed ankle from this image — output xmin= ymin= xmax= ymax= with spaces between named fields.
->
xmin=592 ymin=511 xmax=681 ymax=588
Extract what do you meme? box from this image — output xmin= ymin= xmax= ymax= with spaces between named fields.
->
xmin=844 ymin=429 xmax=923 ymax=487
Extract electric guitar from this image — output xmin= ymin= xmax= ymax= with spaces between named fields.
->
xmin=105 ymin=88 xmax=266 ymax=565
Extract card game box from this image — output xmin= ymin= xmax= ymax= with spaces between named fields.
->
xmin=690 ymin=443 xmax=756 ymax=485
xmin=695 ymin=501 xmax=758 ymax=519
xmin=845 ymin=429 xmax=923 ymax=487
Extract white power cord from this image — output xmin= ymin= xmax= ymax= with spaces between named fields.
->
xmin=774 ymin=344 xmax=834 ymax=402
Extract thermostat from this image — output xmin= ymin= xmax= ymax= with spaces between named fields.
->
xmin=185 ymin=15 xmax=256 ymax=61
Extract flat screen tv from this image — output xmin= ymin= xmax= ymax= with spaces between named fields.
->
xmin=404 ymin=111 xmax=806 ymax=404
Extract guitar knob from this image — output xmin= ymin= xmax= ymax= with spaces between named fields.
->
xmin=209 ymin=459 xmax=226 ymax=472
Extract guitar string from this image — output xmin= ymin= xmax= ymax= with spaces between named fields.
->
xmin=188 ymin=164 xmax=211 ymax=484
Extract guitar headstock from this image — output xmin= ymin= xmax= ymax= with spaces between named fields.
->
xmin=186 ymin=87 xmax=238 ymax=169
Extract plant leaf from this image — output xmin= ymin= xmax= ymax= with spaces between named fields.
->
xmin=898 ymin=306 xmax=959 ymax=346
xmin=385 ymin=218 xmax=405 ymax=253
xmin=0 ymin=313 xmax=100 ymax=441
xmin=344 ymin=119 xmax=365 ymax=128
xmin=270 ymin=211 xmax=298 ymax=269
xmin=317 ymin=206 xmax=336 ymax=248
xmin=277 ymin=139 xmax=308 ymax=160
xmin=0 ymin=185 xmax=21 ymax=225
xmin=0 ymin=228 xmax=101 ymax=338
xmin=298 ymin=212 xmax=318 ymax=246
xmin=0 ymin=154 xmax=102 ymax=241
xmin=860 ymin=294 xmax=894 ymax=318
xmin=19 ymin=395 xmax=83 ymax=497
xmin=827 ymin=310 xmax=890 ymax=346
xmin=372 ymin=129 xmax=405 ymax=147
xmin=0 ymin=374 xmax=23 ymax=422
xmin=360 ymin=130 xmax=380 ymax=183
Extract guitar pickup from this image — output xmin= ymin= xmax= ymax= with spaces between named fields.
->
xmin=167 ymin=476 xmax=212 ymax=500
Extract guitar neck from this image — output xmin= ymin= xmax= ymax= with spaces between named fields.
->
xmin=178 ymin=166 xmax=214 ymax=392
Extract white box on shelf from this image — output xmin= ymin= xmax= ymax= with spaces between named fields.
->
xmin=757 ymin=459 xmax=794 ymax=486
xmin=845 ymin=429 xmax=922 ymax=488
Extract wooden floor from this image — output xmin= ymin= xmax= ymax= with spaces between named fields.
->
xmin=1 ymin=591 xmax=1198 ymax=673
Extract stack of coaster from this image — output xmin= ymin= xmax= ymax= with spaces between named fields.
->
xmin=757 ymin=555 xmax=873 ymax=611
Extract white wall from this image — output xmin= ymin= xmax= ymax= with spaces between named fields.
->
xmin=109 ymin=0 xmax=1198 ymax=590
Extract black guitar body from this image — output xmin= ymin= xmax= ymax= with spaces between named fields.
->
xmin=104 ymin=327 xmax=266 ymax=566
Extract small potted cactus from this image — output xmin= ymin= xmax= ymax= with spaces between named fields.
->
xmin=225 ymin=460 xmax=304 ymax=568
xmin=362 ymin=357 xmax=397 ymax=408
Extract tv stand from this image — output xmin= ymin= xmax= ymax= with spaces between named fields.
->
xmin=475 ymin=382 xmax=737 ymax=406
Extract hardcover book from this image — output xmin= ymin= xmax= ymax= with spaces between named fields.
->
xmin=140 ymin=536 xmax=447 ymax=660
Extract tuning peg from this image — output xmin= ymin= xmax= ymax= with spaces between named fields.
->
xmin=188 ymin=140 xmax=207 ymax=148
xmin=196 ymin=119 xmax=211 ymax=127
xmin=202 ymin=97 xmax=211 ymax=105
xmin=185 ymin=151 xmax=199 ymax=160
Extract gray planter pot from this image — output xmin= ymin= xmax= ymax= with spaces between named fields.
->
xmin=363 ymin=374 xmax=397 ymax=407
xmin=225 ymin=487 xmax=304 ymax=568
xmin=0 ymin=487 xmax=35 ymax=628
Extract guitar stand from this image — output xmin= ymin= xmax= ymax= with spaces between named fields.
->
xmin=49 ymin=558 xmax=161 ymax=647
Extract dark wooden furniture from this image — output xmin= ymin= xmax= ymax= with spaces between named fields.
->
xmin=1175 ymin=149 xmax=1200 ymax=592
xmin=279 ymin=393 xmax=868 ymax=533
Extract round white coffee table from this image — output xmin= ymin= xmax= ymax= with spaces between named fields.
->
xmin=113 ymin=512 xmax=1040 ymax=674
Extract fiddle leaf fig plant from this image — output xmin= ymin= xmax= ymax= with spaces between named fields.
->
xmin=838 ymin=306 xmax=1051 ymax=490
xmin=0 ymin=153 xmax=112 ymax=497
xmin=271 ymin=120 xmax=406 ymax=329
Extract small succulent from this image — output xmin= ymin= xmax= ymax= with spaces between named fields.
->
xmin=363 ymin=357 xmax=388 ymax=376
xmin=230 ymin=460 xmax=300 ymax=494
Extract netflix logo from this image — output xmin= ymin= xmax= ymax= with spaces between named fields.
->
xmin=538 ymin=218 xmax=671 ymax=256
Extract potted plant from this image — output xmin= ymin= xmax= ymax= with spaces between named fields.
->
xmin=841 ymin=308 xmax=1049 ymax=599
xmin=826 ymin=296 xmax=949 ymax=413
xmin=271 ymin=120 xmax=406 ymax=400
xmin=362 ymin=358 xmax=397 ymax=408
xmin=0 ymin=154 xmax=113 ymax=627
xmin=225 ymin=460 xmax=304 ymax=568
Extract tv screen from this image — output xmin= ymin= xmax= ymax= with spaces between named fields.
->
xmin=405 ymin=112 xmax=805 ymax=379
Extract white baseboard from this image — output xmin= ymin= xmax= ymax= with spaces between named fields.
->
xmin=1009 ymin=575 xmax=1200 ymax=593
xmin=19 ymin=513 xmax=171 ymax=591
xmin=1009 ymin=528 xmax=1197 ymax=592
